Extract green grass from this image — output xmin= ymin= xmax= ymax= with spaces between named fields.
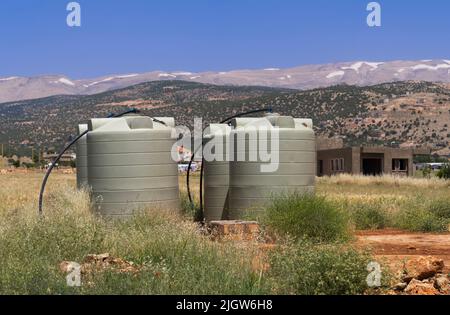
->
xmin=258 ymin=193 xmax=351 ymax=243
xmin=2 ymin=172 xmax=449 ymax=295
xmin=267 ymin=240 xmax=374 ymax=295
xmin=0 ymin=186 xmax=265 ymax=295
xmin=391 ymin=197 xmax=450 ymax=233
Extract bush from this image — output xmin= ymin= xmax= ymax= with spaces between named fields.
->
xmin=394 ymin=206 xmax=448 ymax=232
xmin=350 ymin=203 xmax=390 ymax=230
xmin=437 ymin=164 xmax=450 ymax=180
xmin=260 ymin=193 xmax=351 ymax=243
xmin=428 ymin=198 xmax=450 ymax=220
xmin=267 ymin=240 xmax=373 ymax=295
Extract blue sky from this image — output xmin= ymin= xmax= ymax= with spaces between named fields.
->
xmin=0 ymin=0 xmax=449 ymax=78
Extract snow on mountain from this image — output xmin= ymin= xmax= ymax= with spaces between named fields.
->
xmin=341 ymin=61 xmax=384 ymax=72
xmin=2 ymin=59 xmax=450 ymax=103
xmin=0 ymin=76 xmax=19 ymax=81
xmin=158 ymin=73 xmax=177 ymax=78
xmin=52 ymin=78 xmax=75 ymax=86
xmin=326 ymin=71 xmax=345 ymax=79
xmin=85 ymin=74 xmax=139 ymax=87
xmin=411 ymin=64 xmax=450 ymax=71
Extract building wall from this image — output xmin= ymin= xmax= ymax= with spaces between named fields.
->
xmin=317 ymin=148 xmax=353 ymax=176
xmin=317 ymin=146 xmax=417 ymax=177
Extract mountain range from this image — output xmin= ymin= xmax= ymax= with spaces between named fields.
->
xmin=2 ymin=59 xmax=450 ymax=103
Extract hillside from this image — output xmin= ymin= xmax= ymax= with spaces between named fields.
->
xmin=0 ymin=80 xmax=449 ymax=156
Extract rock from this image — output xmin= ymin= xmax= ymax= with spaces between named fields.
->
xmin=434 ymin=276 xmax=449 ymax=293
xmin=60 ymin=253 xmax=141 ymax=278
xmin=83 ymin=253 xmax=110 ymax=264
xmin=59 ymin=261 xmax=79 ymax=273
xmin=404 ymin=279 xmax=440 ymax=295
xmin=393 ymin=282 xmax=408 ymax=291
xmin=402 ymin=256 xmax=444 ymax=282
xmin=209 ymin=220 xmax=260 ymax=241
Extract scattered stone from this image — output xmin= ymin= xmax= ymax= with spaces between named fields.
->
xmin=402 ymin=256 xmax=444 ymax=282
xmin=393 ymin=282 xmax=408 ymax=291
xmin=404 ymin=279 xmax=440 ymax=295
xmin=59 ymin=261 xmax=79 ymax=273
xmin=434 ymin=276 xmax=449 ymax=293
xmin=60 ymin=253 xmax=141 ymax=276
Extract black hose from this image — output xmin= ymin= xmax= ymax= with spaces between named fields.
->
xmin=107 ymin=108 xmax=139 ymax=118
xmin=186 ymin=107 xmax=273 ymax=222
xmin=38 ymin=130 xmax=88 ymax=215
xmin=38 ymin=108 xmax=142 ymax=216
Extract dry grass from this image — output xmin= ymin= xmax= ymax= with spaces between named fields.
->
xmin=317 ymin=173 xmax=450 ymax=189
xmin=0 ymin=171 xmax=75 ymax=214
xmin=0 ymin=171 xmax=265 ymax=294
xmin=0 ymin=171 xmax=447 ymax=294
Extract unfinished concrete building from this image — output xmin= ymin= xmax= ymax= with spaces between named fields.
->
xmin=317 ymin=146 xmax=430 ymax=177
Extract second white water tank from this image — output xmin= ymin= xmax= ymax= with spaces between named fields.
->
xmin=227 ymin=115 xmax=316 ymax=219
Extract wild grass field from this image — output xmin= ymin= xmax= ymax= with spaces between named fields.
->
xmin=0 ymin=171 xmax=449 ymax=295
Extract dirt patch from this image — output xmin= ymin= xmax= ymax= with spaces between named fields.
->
xmin=356 ymin=229 xmax=450 ymax=274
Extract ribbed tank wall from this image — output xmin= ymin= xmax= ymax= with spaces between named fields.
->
xmin=203 ymin=124 xmax=231 ymax=221
xmin=228 ymin=116 xmax=316 ymax=219
xmin=86 ymin=116 xmax=180 ymax=217
xmin=76 ymin=124 xmax=88 ymax=189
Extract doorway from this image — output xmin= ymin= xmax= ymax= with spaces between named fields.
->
xmin=362 ymin=158 xmax=383 ymax=176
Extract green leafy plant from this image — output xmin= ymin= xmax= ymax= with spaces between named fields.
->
xmin=260 ymin=193 xmax=351 ymax=243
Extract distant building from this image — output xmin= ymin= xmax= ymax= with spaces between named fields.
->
xmin=42 ymin=152 xmax=76 ymax=163
xmin=317 ymin=146 xmax=431 ymax=177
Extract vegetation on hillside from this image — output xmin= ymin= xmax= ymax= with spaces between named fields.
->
xmin=1 ymin=80 xmax=449 ymax=156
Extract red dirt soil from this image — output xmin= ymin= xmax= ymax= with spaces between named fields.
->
xmin=355 ymin=229 xmax=450 ymax=274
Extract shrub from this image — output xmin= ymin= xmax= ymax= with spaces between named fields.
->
xmin=267 ymin=240 xmax=373 ymax=295
xmin=394 ymin=206 xmax=448 ymax=232
xmin=428 ymin=198 xmax=450 ymax=220
xmin=260 ymin=193 xmax=351 ymax=243
xmin=350 ymin=203 xmax=390 ymax=230
xmin=437 ymin=164 xmax=450 ymax=180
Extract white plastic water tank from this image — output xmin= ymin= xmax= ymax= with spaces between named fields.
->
xmin=203 ymin=124 xmax=231 ymax=221
xmin=86 ymin=116 xmax=180 ymax=217
xmin=227 ymin=114 xmax=316 ymax=219
xmin=76 ymin=124 xmax=88 ymax=189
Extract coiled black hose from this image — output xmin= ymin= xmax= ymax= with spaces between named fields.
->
xmin=38 ymin=108 xmax=146 ymax=216
xmin=186 ymin=107 xmax=273 ymax=222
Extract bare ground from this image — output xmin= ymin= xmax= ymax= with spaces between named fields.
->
xmin=355 ymin=229 xmax=450 ymax=274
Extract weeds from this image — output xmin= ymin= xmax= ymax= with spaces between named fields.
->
xmin=259 ymin=193 xmax=351 ymax=243
xmin=267 ymin=239 xmax=372 ymax=295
